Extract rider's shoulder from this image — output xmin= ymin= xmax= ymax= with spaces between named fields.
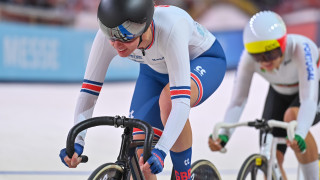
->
xmin=154 ymin=5 xmax=193 ymax=26
xmin=287 ymin=34 xmax=318 ymax=49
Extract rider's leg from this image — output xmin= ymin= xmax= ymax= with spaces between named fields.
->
xmin=284 ymin=107 xmax=319 ymax=179
xmin=158 ymin=80 xmax=199 ymax=179
xmin=276 ymin=150 xmax=288 ymax=180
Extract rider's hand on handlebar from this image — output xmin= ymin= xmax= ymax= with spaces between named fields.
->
xmin=139 ymin=148 xmax=166 ymax=175
xmin=208 ymin=134 xmax=229 ymax=151
xmin=59 ymin=143 xmax=84 ymax=168
xmin=286 ymin=134 xmax=306 ymax=153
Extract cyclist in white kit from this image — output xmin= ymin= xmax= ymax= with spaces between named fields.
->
xmin=209 ymin=11 xmax=319 ymax=180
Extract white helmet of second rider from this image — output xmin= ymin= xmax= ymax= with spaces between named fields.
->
xmin=243 ymin=11 xmax=287 ymax=54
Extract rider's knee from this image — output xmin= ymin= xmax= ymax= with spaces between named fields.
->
xmin=283 ymin=107 xmax=298 ymax=122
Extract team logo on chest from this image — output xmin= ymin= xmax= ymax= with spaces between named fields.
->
xmin=128 ymin=54 xmax=143 ymax=62
xmin=152 ymin=56 xmax=164 ymax=61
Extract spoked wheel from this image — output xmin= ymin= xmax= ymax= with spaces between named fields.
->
xmin=88 ymin=163 xmax=124 ymax=180
xmin=237 ymin=154 xmax=276 ymax=180
xmin=191 ymin=159 xmax=221 ymax=180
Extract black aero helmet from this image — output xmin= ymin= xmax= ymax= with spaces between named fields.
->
xmin=97 ymin=0 xmax=154 ymax=42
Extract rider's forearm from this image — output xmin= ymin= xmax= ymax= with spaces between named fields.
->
xmin=74 ymin=92 xmax=98 ymax=146
xmin=220 ymin=100 xmax=247 ymax=137
xmin=295 ymin=99 xmax=317 ymax=139
xmin=155 ymin=99 xmax=190 ymax=154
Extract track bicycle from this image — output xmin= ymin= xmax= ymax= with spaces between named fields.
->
xmin=64 ymin=115 xmax=222 ymax=180
xmin=212 ymin=118 xmax=300 ymax=180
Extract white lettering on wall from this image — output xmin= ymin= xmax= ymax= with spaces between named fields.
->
xmin=3 ymin=36 xmax=59 ymax=70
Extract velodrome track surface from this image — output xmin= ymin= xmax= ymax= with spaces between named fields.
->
xmin=1 ymin=70 xmax=319 ymax=180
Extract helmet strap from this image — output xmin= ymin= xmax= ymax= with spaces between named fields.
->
xmin=138 ymin=35 xmax=146 ymax=56
xmin=137 ymin=24 xmax=153 ymax=56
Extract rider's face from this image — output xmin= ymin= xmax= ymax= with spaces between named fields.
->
xmin=250 ymin=48 xmax=283 ymax=71
xmin=110 ymin=37 xmax=140 ymax=57
xmin=259 ymin=56 xmax=283 ymax=71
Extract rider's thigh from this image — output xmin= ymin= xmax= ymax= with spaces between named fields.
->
xmin=283 ymin=107 xmax=299 ymax=122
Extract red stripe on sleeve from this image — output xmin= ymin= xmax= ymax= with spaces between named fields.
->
xmin=170 ymin=90 xmax=191 ymax=96
xmin=82 ymin=83 xmax=102 ymax=92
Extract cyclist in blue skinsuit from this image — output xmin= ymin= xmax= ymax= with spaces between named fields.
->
xmin=60 ymin=0 xmax=226 ymax=179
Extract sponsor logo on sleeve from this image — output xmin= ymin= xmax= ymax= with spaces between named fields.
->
xmin=303 ymin=43 xmax=314 ymax=80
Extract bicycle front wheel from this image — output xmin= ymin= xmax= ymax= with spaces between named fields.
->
xmin=237 ymin=154 xmax=276 ymax=180
xmin=191 ymin=159 xmax=221 ymax=180
xmin=88 ymin=163 xmax=124 ymax=180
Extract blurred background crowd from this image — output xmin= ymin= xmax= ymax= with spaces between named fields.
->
xmin=0 ymin=0 xmax=100 ymax=27
xmin=0 ymin=0 xmax=319 ymax=29
xmin=0 ymin=0 xmax=319 ymax=82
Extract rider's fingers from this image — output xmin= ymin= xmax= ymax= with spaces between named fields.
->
xmin=208 ymin=136 xmax=213 ymax=142
xmin=286 ymin=139 xmax=291 ymax=147
xmin=64 ymin=156 xmax=71 ymax=167
xmin=139 ymin=156 xmax=144 ymax=168
xmin=287 ymin=140 xmax=300 ymax=152
xmin=70 ymin=153 xmax=80 ymax=167
xmin=208 ymin=136 xmax=221 ymax=143
xmin=139 ymin=156 xmax=143 ymax=164
xmin=213 ymin=144 xmax=222 ymax=151
xmin=139 ymin=157 xmax=151 ymax=170
xmin=286 ymin=138 xmax=296 ymax=144
xmin=139 ymin=156 xmax=152 ymax=175
xmin=208 ymin=136 xmax=221 ymax=145
xmin=77 ymin=157 xmax=82 ymax=164
xmin=209 ymin=144 xmax=221 ymax=151
xmin=214 ymin=139 xmax=222 ymax=145
xmin=291 ymin=139 xmax=298 ymax=146
xmin=144 ymin=165 xmax=152 ymax=173
xmin=208 ymin=137 xmax=222 ymax=151
xmin=143 ymin=161 xmax=151 ymax=169
xmin=142 ymin=160 xmax=151 ymax=172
